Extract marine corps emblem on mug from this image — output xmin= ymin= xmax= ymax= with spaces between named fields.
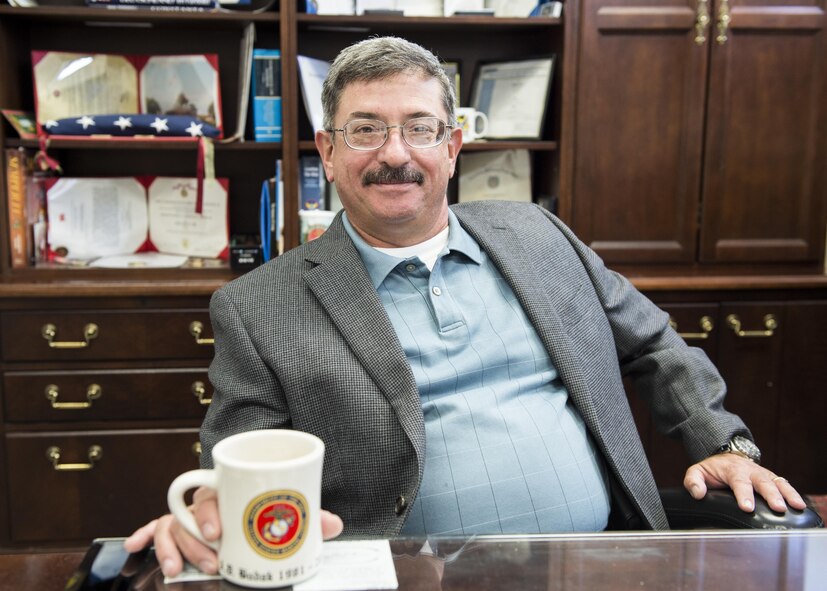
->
xmin=167 ymin=429 xmax=325 ymax=588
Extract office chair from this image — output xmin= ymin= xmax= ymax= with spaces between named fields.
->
xmin=659 ymin=488 xmax=825 ymax=530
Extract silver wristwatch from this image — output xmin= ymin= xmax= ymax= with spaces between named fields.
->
xmin=718 ymin=435 xmax=761 ymax=463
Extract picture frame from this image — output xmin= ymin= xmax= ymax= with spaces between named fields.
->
xmin=469 ymin=55 xmax=556 ymax=140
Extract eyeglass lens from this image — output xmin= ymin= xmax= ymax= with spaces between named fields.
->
xmin=343 ymin=117 xmax=446 ymax=149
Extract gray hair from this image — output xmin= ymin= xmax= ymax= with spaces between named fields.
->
xmin=321 ymin=36 xmax=456 ymax=131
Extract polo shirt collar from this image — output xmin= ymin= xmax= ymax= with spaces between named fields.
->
xmin=342 ymin=209 xmax=482 ymax=289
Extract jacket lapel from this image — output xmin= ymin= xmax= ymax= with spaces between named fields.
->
xmin=301 ymin=220 xmax=425 ymax=473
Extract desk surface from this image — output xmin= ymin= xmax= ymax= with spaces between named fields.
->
xmin=1 ymin=530 xmax=826 ymax=591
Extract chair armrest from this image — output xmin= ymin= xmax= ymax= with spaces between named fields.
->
xmin=659 ymin=488 xmax=825 ymax=530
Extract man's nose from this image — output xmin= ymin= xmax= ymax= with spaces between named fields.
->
xmin=377 ymin=126 xmax=412 ymax=165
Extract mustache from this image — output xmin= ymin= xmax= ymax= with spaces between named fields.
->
xmin=362 ymin=165 xmax=425 ymax=186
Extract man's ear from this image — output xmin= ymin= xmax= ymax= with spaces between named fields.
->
xmin=315 ymin=130 xmax=335 ymax=182
xmin=446 ymin=126 xmax=463 ymax=179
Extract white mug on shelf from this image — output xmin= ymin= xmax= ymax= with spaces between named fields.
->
xmin=167 ymin=429 xmax=325 ymax=588
xmin=455 ymin=107 xmax=489 ymax=142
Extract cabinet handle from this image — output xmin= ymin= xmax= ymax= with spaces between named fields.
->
xmin=726 ymin=314 xmax=777 ymax=338
xmin=192 ymin=442 xmax=202 ymax=458
xmin=41 ymin=323 xmax=99 ymax=349
xmin=716 ymin=0 xmax=730 ymax=44
xmin=45 ymin=383 xmax=102 ymax=410
xmin=46 ymin=445 xmax=103 ymax=472
xmin=189 ymin=321 xmax=215 ymax=345
xmin=192 ymin=380 xmax=212 ymax=406
xmin=695 ymin=0 xmax=710 ymax=45
xmin=669 ymin=315 xmax=714 ymax=340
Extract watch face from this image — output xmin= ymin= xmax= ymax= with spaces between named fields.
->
xmin=733 ymin=436 xmax=761 ymax=462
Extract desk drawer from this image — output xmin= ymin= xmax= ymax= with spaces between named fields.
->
xmin=6 ymin=430 xmax=201 ymax=543
xmin=4 ymin=368 xmax=212 ymax=422
xmin=0 ymin=310 xmax=215 ymax=361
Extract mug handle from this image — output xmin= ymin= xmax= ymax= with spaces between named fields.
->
xmin=167 ymin=469 xmax=220 ymax=550
xmin=475 ymin=112 xmax=489 ymax=138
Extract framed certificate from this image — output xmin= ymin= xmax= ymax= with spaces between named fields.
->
xmin=469 ymin=56 xmax=556 ymax=139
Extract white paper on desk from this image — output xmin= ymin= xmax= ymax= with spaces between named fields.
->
xmin=46 ymin=177 xmax=148 ymax=260
xmin=147 ymin=177 xmax=229 ymax=259
xmin=164 ymin=540 xmax=398 ymax=590
xmin=295 ymin=540 xmax=398 ymax=591
xmin=459 ymin=149 xmax=532 ymax=203
xmin=298 ymin=55 xmax=331 ymax=132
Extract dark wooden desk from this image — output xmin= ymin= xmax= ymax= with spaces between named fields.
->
xmin=1 ymin=531 xmax=826 ymax=590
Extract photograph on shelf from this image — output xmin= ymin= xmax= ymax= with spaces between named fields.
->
xmin=469 ymin=56 xmax=555 ymax=139
xmin=1 ymin=109 xmax=37 ymax=139
xmin=31 ymin=51 xmax=223 ymax=137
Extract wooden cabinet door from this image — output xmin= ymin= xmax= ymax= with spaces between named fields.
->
xmin=571 ymin=0 xmax=708 ymax=263
xmin=699 ymin=0 xmax=827 ymax=263
xmin=777 ymin=301 xmax=827 ymax=493
xmin=6 ymin=430 xmax=202 ymax=543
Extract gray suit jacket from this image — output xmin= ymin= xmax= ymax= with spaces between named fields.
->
xmin=201 ymin=201 xmax=749 ymax=535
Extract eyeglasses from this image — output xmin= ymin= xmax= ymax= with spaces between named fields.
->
xmin=328 ymin=117 xmax=454 ymax=151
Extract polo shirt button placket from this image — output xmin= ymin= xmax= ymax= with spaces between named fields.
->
xmin=395 ymin=495 xmax=407 ymax=516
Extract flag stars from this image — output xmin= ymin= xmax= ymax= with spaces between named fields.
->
xmin=114 ymin=116 xmax=133 ymax=131
xmin=151 ymin=117 xmax=169 ymax=133
xmin=185 ymin=121 xmax=204 ymax=137
xmin=44 ymin=120 xmax=59 ymax=129
xmin=76 ymin=115 xmax=96 ymax=129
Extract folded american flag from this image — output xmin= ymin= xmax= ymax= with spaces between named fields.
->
xmin=41 ymin=113 xmax=221 ymax=138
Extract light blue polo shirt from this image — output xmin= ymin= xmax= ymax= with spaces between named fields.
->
xmin=343 ymin=210 xmax=610 ymax=535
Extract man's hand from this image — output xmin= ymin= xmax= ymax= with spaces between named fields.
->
xmin=684 ymin=453 xmax=807 ymax=513
xmin=123 ymin=486 xmax=345 ymax=577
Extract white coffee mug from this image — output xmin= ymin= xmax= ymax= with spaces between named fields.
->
xmin=456 ymin=107 xmax=489 ymax=142
xmin=168 ymin=429 xmax=325 ymax=588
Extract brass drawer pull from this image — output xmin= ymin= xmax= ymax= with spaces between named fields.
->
xmin=41 ymin=323 xmax=99 ymax=349
xmin=45 ymin=383 xmax=102 ymax=410
xmin=716 ymin=0 xmax=730 ymax=45
xmin=192 ymin=380 xmax=212 ymax=406
xmin=669 ymin=315 xmax=714 ymax=340
xmin=192 ymin=441 xmax=202 ymax=457
xmin=695 ymin=0 xmax=710 ymax=45
xmin=726 ymin=314 xmax=777 ymax=338
xmin=189 ymin=321 xmax=215 ymax=346
xmin=46 ymin=445 xmax=103 ymax=472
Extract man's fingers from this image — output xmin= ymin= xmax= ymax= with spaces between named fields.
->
xmin=683 ymin=465 xmax=709 ymax=500
xmin=757 ymin=475 xmax=807 ymax=512
xmin=123 ymin=519 xmax=158 ymax=553
xmin=153 ymin=515 xmax=185 ymax=577
xmin=321 ymin=510 xmax=344 ymax=540
xmin=191 ymin=490 xmax=221 ymax=542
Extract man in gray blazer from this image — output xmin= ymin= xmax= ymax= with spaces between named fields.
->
xmin=126 ymin=36 xmax=805 ymax=577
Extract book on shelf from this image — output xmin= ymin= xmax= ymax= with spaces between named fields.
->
xmin=251 ymin=49 xmax=282 ymax=142
xmin=5 ymin=148 xmax=28 ymax=269
xmin=45 ymin=176 xmax=230 ymax=263
xmin=299 ymin=155 xmax=325 ymax=210
xmin=32 ymin=51 xmax=223 ymax=138
xmin=85 ymin=0 xmax=219 ymax=10
xmin=259 ymin=160 xmax=283 ymax=261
